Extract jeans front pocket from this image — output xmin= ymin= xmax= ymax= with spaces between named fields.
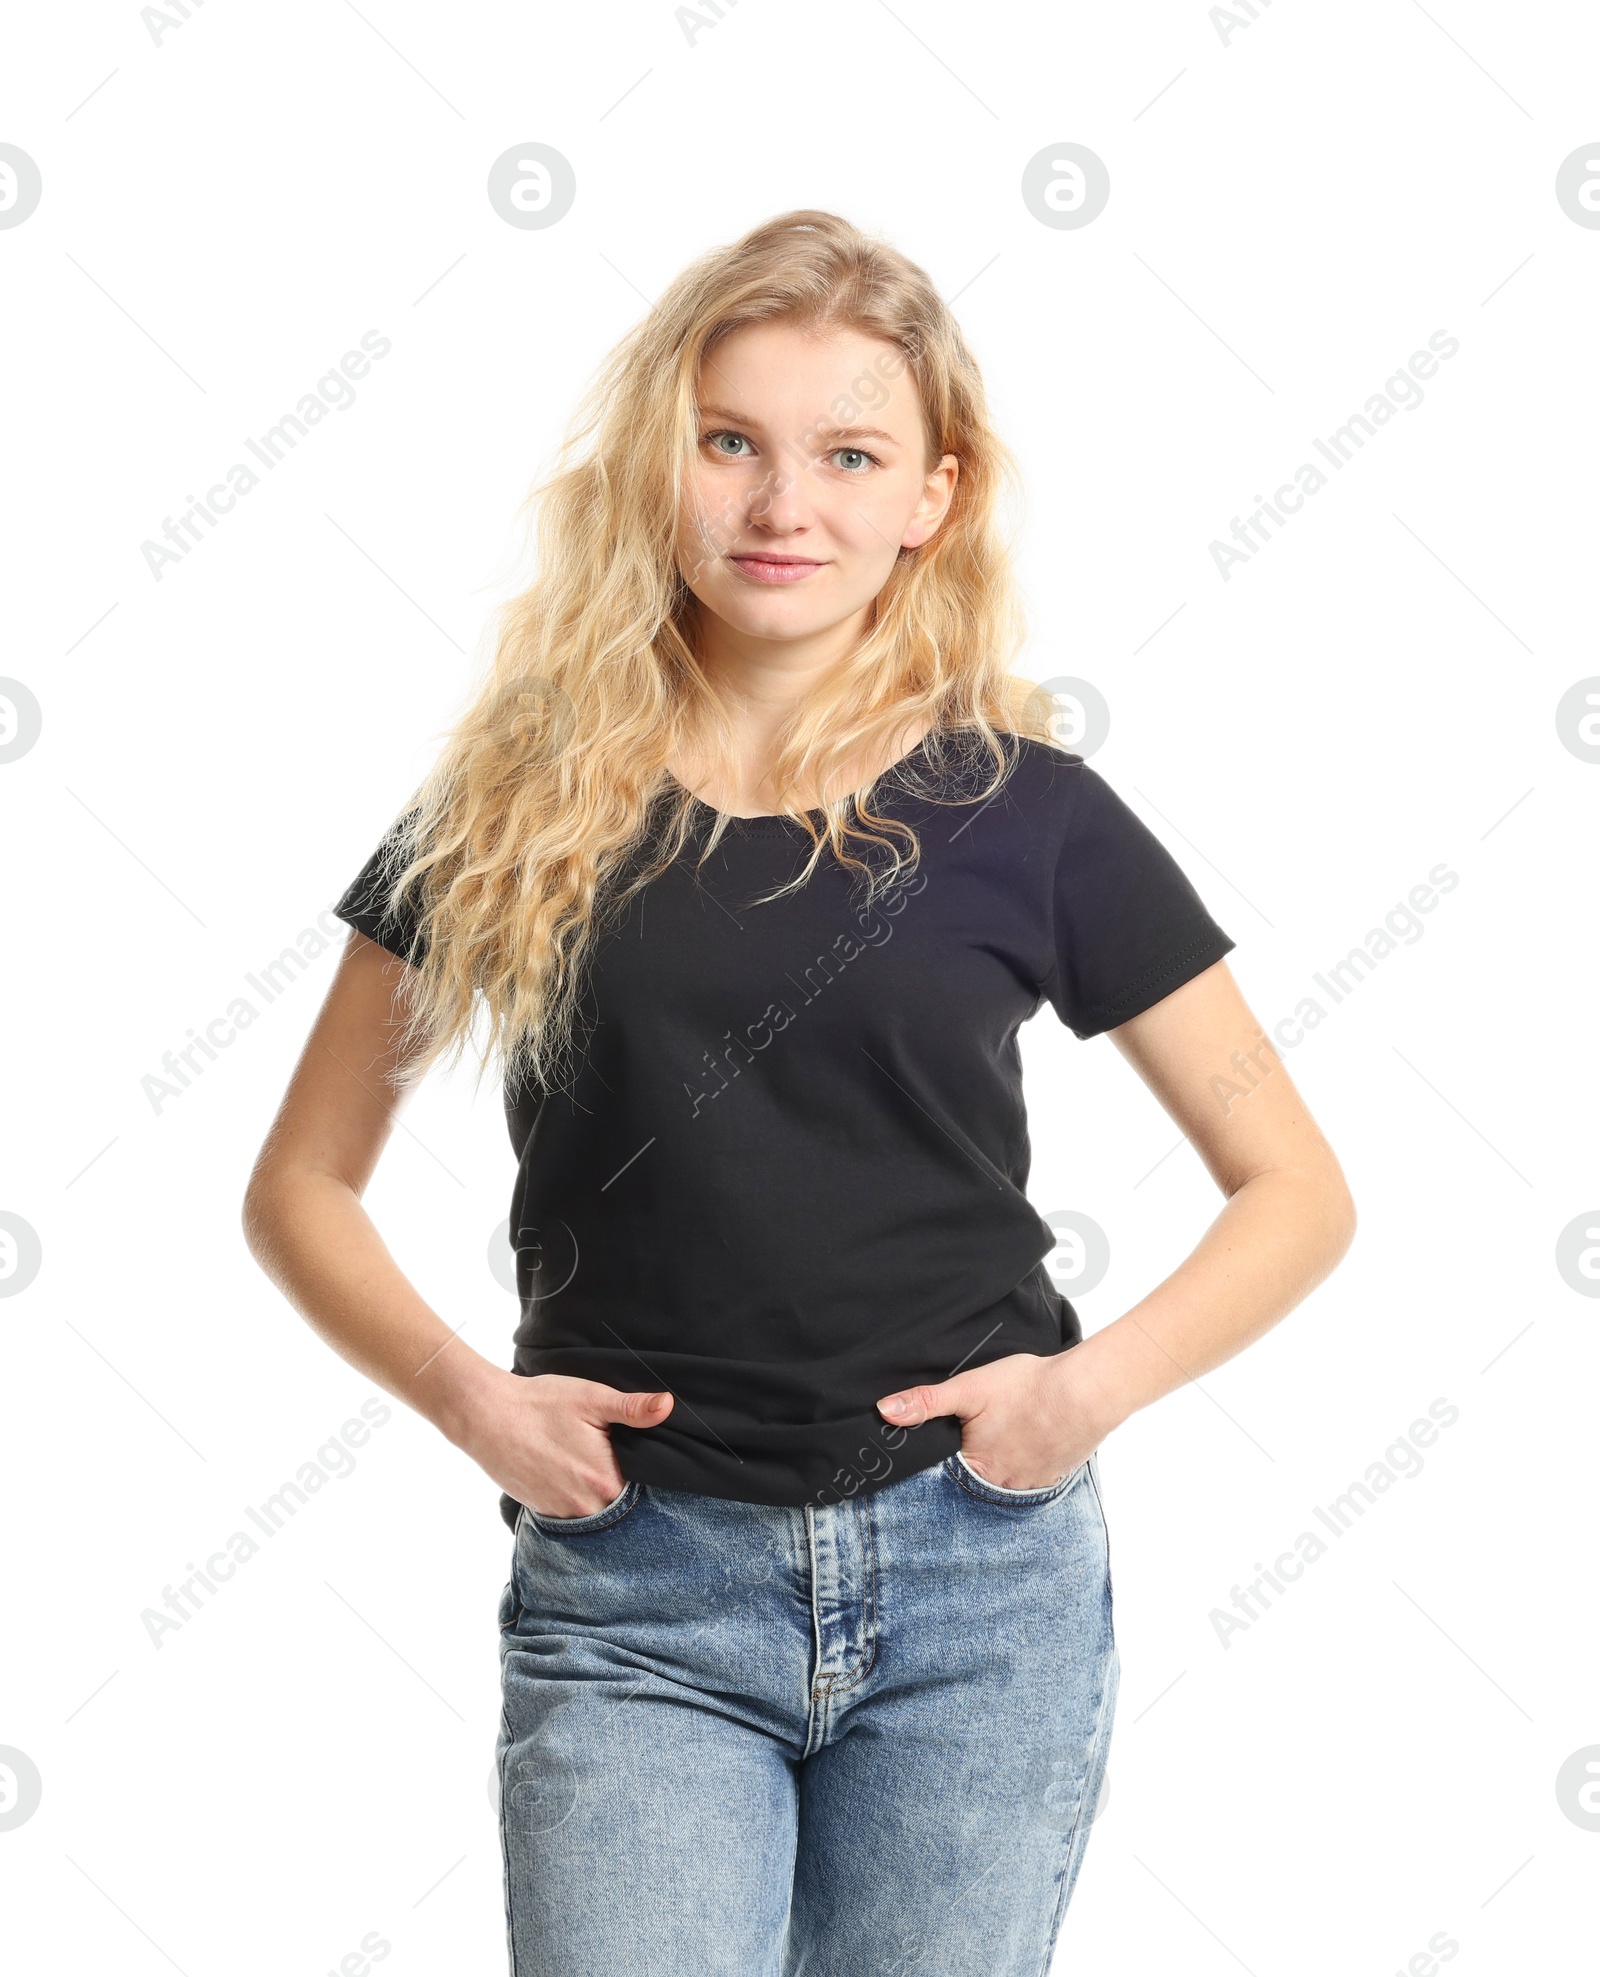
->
xmin=947 ymin=1448 xmax=1088 ymax=1507
xmin=523 ymin=1477 xmax=642 ymax=1537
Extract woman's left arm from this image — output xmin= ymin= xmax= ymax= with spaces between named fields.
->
xmin=876 ymin=959 xmax=1359 ymax=1488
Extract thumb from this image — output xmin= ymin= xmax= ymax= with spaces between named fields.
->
xmin=876 ymin=1376 xmax=968 ymax=1428
xmin=590 ymin=1384 xmax=674 ymax=1428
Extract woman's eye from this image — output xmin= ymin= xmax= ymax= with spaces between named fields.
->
xmin=701 ymin=431 xmax=880 ymax=473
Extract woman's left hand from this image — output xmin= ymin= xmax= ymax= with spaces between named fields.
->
xmin=875 ymin=1348 xmax=1118 ymax=1492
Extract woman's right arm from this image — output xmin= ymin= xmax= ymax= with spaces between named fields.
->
xmin=239 ymin=930 xmax=672 ymax=1515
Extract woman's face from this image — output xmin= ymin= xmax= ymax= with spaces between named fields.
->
xmin=675 ymin=319 xmax=958 ymax=654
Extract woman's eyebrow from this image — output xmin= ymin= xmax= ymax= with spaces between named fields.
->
xmin=815 ymin=421 xmax=900 ymax=447
xmin=696 ymin=404 xmax=901 ymax=448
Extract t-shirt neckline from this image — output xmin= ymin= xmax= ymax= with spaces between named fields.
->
xmin=665 ymin=731 xmax=938 ymax=835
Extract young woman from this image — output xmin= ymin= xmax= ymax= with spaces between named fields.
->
xmin=244 ymin=209 xmax=1355 ymax=1975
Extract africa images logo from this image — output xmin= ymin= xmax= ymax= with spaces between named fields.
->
xmin=1208 ymin=331 xmax=1459 ymax=581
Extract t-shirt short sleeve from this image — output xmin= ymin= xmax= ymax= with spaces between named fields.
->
xmin=1044 ymin=758 xmax=1236 ymax=1039
xmin=332 ymin=812 xmax=430 ymax=968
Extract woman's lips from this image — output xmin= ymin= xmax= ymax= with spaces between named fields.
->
xmin=728 ymin=554 xmax=825 ymax=585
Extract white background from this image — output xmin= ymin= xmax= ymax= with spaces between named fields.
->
xmin=4 ymin=3 xmax=1597 ymax=1972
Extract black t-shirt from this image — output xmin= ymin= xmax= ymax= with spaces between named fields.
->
xmin=333 ymin=734 xmax=1235 ymax=1528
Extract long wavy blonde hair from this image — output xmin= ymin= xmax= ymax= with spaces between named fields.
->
xmin=366 ymin=208 xmax=1058 ymax=1099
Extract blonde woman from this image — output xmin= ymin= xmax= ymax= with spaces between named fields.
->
xmin=244 ymin=210 xmax=1355 ymax=1974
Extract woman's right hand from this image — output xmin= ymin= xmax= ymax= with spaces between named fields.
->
xmin=455 ymin=1370 xmax=674 ymax=1518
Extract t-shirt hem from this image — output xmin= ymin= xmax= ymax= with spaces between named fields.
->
xmin=1069 ymin=924 xmax=1237 ymax=1039
xmin=498 ymin=1433 xmax=961 ymax=1528
xmin=623 ymin=1415 xmax=964 ymax=1511
xmin=333 ymin=905 xmax=421 ymax=967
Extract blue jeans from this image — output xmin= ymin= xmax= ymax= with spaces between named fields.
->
xmin=496 ymin=1448 xmax=1118 ymax=1976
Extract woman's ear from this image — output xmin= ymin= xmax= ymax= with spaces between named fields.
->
xmin=903 ymin=452 xmax=960 ymax=550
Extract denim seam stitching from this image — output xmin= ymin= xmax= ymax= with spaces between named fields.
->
xmin=947 ymin=1452 xmax=1080 ymax=1507
xmin=495 ymin=1615 xmax=521 ymax=1977
xmin=814 ymin=1491 xmax=880 ymax=1697
xmin=803 ymin=1509 xmax=829 ymax=1752
xmin=496 ymin=1723 xmax=520 ymax=1977
xmin=506 ymin=1503 xmax=528 ymax=1616
xmin=527 ymin=1479 xmax=641 ymax=1537
xmin=1035 ymin=1646 xmax=1117 ymax=1974
xmin=1085 ymin=1455 xmax=1116 ymax=1624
